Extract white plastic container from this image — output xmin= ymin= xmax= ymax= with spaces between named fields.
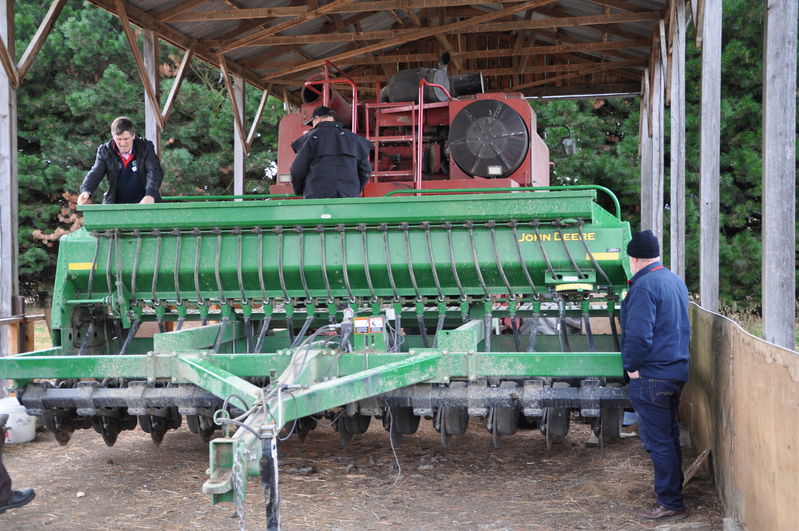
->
xmin=1 ymin=396 xmax=35 ymax=444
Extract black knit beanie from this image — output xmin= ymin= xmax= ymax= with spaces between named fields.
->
xmin=626 ymin=230 xmax=660 ymax=259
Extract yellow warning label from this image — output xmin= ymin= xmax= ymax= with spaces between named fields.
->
xmin=555 ymin=283 xmax=594 ymax=292
xmin=68 ymin=262 xmax=96 ymax=271
xmin=586 ymin=252 xmax=620 ymax=261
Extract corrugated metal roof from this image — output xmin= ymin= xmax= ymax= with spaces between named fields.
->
xmin=86 ymin=0 xmax=674 ymax=102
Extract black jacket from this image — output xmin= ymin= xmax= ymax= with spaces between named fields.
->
xmin=79 ymin=136 xmax=164 ymax=204
xmin=290 ymin=121 xmax=372 ymax=199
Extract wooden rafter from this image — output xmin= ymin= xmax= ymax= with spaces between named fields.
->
xmin=234 ymin=11 xmax=660 ymax=48
xmin=585 ymin=0 xmax=651 ymax=12
xmin=261 ymin=0 xmax=561 ymax=81
xmin=216 ymin=0 xmax=357 ymax=54
xmin=84 ymin=0 xmax=668 ymax=101
xmin=219 ymin=56 xmax=248 ymax=153
xmin=115 ymin=0 xmax=163 ymax=130
xmin=167 ymin=0 xmax=533 ymax=22
xmin=0 ymin=32 xmax=17 ymax=88
xmin=512 ymin=57 xmax=642 ymax=90
xmin=244 ymin=38 xmax=647 ymax=73
xmin=151 ymin=0 xmax=207 ymax=22
xmin=87 ymin=0 xmax=266 ymax=90
xmin=16 ymin=0 xmax=68 ymax=84
xmin=161 ymin=43 xmax=195 ymax=125
xmin=219 ymin=56 xmax=270 ymax=153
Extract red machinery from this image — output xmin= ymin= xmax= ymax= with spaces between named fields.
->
xmin=273 ymin=70 xmax=550 ymax=197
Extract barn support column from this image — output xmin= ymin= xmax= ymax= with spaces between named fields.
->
xmin=698 ymin=0 xmax=721 ymax=312
xmin=669 ymin=0 xmax=687 ymax=279
xmin=233 ymin=74 xmax=245 ymax=198
xmin=650 ymin=52 xmax=665 ymax=242
xmin=639 ymin=70 xmax=653 ymax=233
xmin=143 ymin=30 xmax=161 ymax=153
xmin=762 ymin=0 xmax=797 ymax=350
xmin=0 ymin=0 xmax=16 ymax=397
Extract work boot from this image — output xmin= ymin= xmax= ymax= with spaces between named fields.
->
xmin=636 ymin=503 xmax=688 ymax=521
xmin=0 ymin=488 xmax=36 ymax=514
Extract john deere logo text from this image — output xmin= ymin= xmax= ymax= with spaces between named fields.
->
xmin=517 ymin=232 xmax=596 ymax=242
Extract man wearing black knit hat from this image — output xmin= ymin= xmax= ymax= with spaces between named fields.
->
xmin=621 ymin=230 xmax=690 ymax=522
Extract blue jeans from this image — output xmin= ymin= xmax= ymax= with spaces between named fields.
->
xmin=628 ymin=377 xmax=685 ymax=511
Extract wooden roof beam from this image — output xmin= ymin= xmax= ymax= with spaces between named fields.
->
xmin=216 ymin=0 xmax=357 ymax=54
xmin=167 ymin=0 xmax=532 ymax=22
xmin=152 ymin=0 xmax=207 ymax=22
xmin=585 ymin=0 xmax=651 ymax=12
xmin=250 ymin=38 xmax=647 ymax=72
xmin=260 ymin=0 xmax=561 ymax=80
xmin=240 ymin=11 xmax=661 ymax=47
xmin=85 ymin=0 xmax=266 ymax=89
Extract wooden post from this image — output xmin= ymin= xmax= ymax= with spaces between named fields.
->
xmin=669 ymin=0 xmax=687 ymax=279
xmin=651 ymin=55 xmax=665 ymax=243
xmin=0 ymin=0 xmax=17 ymax=398
xmin=143 ymin=30 xmax=161 ymax=153
xmin=233 ymin=74 xmax=245 ymax=199
xmin=699 ymin=0 xmax=721 ymax=312
xmin=639 ymin=70 xmax=653 ymax=233
xmin=762 ymin=0 xmax=797 ymax=350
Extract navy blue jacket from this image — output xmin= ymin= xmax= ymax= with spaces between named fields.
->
xmin=290 ymin=121 xmax=372 ymax=199
xmin=80 ymin=136 xmax=163 ymax=204
xmin=621 ymin=261 xmax=690 ymax=381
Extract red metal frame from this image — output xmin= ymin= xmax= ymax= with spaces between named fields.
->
xmin=416 ymin=79 xmax=453 ymax=189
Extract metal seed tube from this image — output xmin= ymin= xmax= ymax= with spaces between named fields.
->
xmin=151 ymin=229 xmax=163 ymax=305
xmin=402 ymin=223 xmax=422 ymax=301
xmin=422 ymin=222 xmax=444 ymax=301
xmin=296 ymin=227 xmax=311 ymax=301
xmin=510 ymin=221 xmax=538 ymax=297
xmin=255 ymin=227 xmax=267 ymax=302
xmin=213 ymin=228 xmax=225 ymax=302
xmin=193 ymin=228 xmax=204 ymax=306
xmin=338 ymin=225 xmax=355 ymax=302
xmin=358 ymin=224 xmax=377 ymax=302
xmin=445 ymin=222 xmax=466 ymax=301
xmin=381 ymin=224 xmax=400 ymax=302
xmin=466 ymin=222 xmax=490 ymax=300
xmin=172 ymin=229 xmax=182 ymax=303
xmin=235 ymin=228 xmax=247 ymax=303
xmin=488 ymin=221 xmax=515 ymax=300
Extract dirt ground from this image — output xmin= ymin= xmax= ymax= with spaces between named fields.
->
xmin=2 ymin=415 xmax=723 ymax=531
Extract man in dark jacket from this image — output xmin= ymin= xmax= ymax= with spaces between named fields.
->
xmin=621 ymin=230 xmax=690 ymax=522
xmin=0 ymin=414 xmax=35 ymax=515
xmin=78 ymin=116 xmax=163 ymax=205
xmin=290 ymin=106 xmax=372 ymax=199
